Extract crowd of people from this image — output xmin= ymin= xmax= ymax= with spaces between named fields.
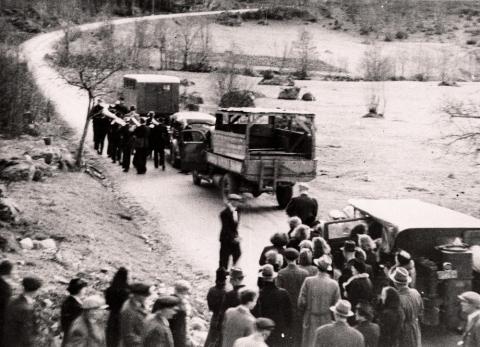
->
xmin=90 ymin=97 xmax=170 ymax=174
xmin=205 ymin=184 xmax=480 ymax=347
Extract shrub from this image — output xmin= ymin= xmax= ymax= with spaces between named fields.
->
xmin=241 ymin=67 xmax=256 ymax=77
xmin=261 ymin=70 xmax=275 ymax=79
xmin=384 ymin=32 xmax=393 ymax=42
xmin=395 ymin=31 xmax=408 ymax=40
xmin=413 ymin=73 xmax=428 ymax=81
xmin=467 ymin=39 xmax=477 ymax=45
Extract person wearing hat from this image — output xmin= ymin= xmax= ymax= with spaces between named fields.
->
xmin=313 ymin=299 xmax=365 ymax=347
xmin=3 ymin=276 xmax=43 ymax=347
xmin=65 ymin=295 xmax=108 ymax=347
xmin=219 ymin=267 xmax=246 ymax=330
xmin=132 ymin=117 xmax=151 ymax=174
xmin=142 ymin=296 xmax=180 ymax=347
xmin=169 ymin=280 xmax=192 ymax=347
xmin=298 ymin=255 xmax=340 ymax=347
xmin=253 ymin=264 xmax=292 ymax=347
xmin=458 ymin=291 xmax=480 ymax=347
xmin=120 ymin=118 xmax=135 ymax=172
xmin=149 ymin=114 xmax=169 ymax=171
xmin=219 ymin=194 xmax=243 ymax=270
xmin=120 ymin=283 xmax=151 ymax=347
xmin=277 ymin=248 xmax=309 ymax=347
xmin=343 ymin=259 xmax=373 ymax=310
xmin=354 ymin=302 xmax=379 ymax=347
xmin=390 ymin=267 xmax=423 ymax=347
xmin=0 ymin=260 xmax=12 ymax=345
xmin=232 ymin=318 xmax=276 ymax=347
xmin=391 ymin=250 xmax=417 ymax=288
xmin=205 ymin=268 xmax=229 ymax=347
xmin=222 ymin=288 xmax=258 ymax=347
xmin=285 ymin=183 xmax=318 ymax=227
xmin=90 ymin=98 xmax=106 ymax=155
xmin=61 ymin=278 xmax=88 ymax=346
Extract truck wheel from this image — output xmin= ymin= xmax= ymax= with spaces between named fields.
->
xmin=221 ymin=173 xmax=239 ymax=200
xmin=192 ymin=170 xmax=202 ymax=186
xmin=276 ymin=185 xmax=293 ymax=209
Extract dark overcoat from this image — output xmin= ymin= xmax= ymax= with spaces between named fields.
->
xmin=313 ymin=321 xmax=365 ymax=347
xmin=286 ymin=194 xmax=318 ymax=226
xmin=120 ymin=298 xmax=148 ymax=347
xmin=204 ymin=284 xmax=226 ymax=347
xmin=142 ymin=315 xmax=174 ymax=347
xmin=3 ymin=295 xmax=37 ymax=347
xmin=0 ymin=277 xmax=11 ymax=343
xmin=60 ymin=295 xmax=83 ymax=344
xmin=377 ymin=306 xmax=404 ymax=347
xmin=219 ymin=208 xmax=239 ymax=244
xmin=105 ymin=285 xmax=130 ymax=347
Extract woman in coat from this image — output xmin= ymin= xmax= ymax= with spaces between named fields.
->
xmin=204 ymin=268 xmax=228 ymax=347
xmin=377 ymin=286 xmax=404 ymax=347
xmin=343 ymin=259 xmax=373 ymax=309
xmin=66 ymin=295 xmax=108 ymax=347
xmin=104 ymin=267 xmax=129 ymax=347
xmin=259 ymin=233 xmax=288 ymax=266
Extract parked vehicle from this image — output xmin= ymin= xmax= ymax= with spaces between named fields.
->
xmin=323 ymin=198 xmax=480 ymax=330
xmin=182 ymin=107 xmax=317 ymax=208
xmin=169 ymin=111 xmax=215 ymax=169
xmin=122 ymin=74 xmax=180 ymax=117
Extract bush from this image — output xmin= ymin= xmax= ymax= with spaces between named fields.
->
xmin=241 ymin=6 xmax=317 ymax=22
xmin=384 ymin=32 xmax=393 ymax=42
xmin=413 ymin=73 xmax=428 ymax=82
xmin=395 ymin=31 xmax=408 ymax=40
xmin=241 ymin=67 xmax=256 ymax=77
xmin=219 ymin=90 xmax=255 ymax=108
xmin=467 ymin=39 xmax=477 ymax=45
xmin=261 ymin=70 xmax=275 ymax=80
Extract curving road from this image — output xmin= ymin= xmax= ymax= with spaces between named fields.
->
xmin=21 ymin=9 xmax=295 ymax=287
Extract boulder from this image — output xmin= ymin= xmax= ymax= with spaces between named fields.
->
xmin=0 ymin=230 xmax=19 ymax=252
xmin=0 ymin=197 xmax=21 ymax=222
xmin=0 ymin=161 xmax=36 ymax=181
xmin=32 ymin=160 xmax=53 ymax=181
xmin=301 ymin=92 xmax=316 ymax=101
xmin=20 ymin=237 xmax=34 ymax=250
xmin=28 ymin=146 xmax=63 ymax=164
xmin=278 ymin=87 xmax=300 ymax=100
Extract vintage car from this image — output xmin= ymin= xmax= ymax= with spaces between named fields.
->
xmin=168 ymin=111 xmax=215 ymax=169
xmin=323 ymin=198 xmax=480 ymax=330
xmin=122 ymin=74 xmax=180 ymax=117
xmin=182 ymin=107 xmax=317 ymax=208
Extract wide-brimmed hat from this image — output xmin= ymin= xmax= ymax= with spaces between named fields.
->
xmin=313 ymin=255 xmax=332 ymax=272
xmin=152 ymin=296 xmax=181 ymax=312
xmin=130 ymin=283 xmax=151 ymax=296
xmin=389 ymin=267 xmax=412 ymax=285
xmin=330 ymin=299 xmax=354 ymax=317
xmin=458 ymin=291 xmax=480 ymax=308
xmin=341 ymin=240 xmax=356 ymax=253
xmin=259 ymin=264 xmax=277 ymax=281
xmin=230 ymin=267 xmax=244 ymax=280
xmin=83 ymin=295 xmax=108 ymax=310
xmin=67 ymin=278 xmax=87 ymax=294
xmin=396 ymin=250 xmax=412 ymax=266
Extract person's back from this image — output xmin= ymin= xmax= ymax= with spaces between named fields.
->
xmin=356 ymin=320 xmax=379 ymax=347
xmin=286 ymin=194 xmax=318 ymax=227
xmin=222 ymin=306 xmax=255 ymax=347
xmin=314 ymin=321 xmax=364 ymax=347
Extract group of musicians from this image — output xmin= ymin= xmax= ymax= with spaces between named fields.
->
xmin=89 ymin=97 xmax=169 ymax=174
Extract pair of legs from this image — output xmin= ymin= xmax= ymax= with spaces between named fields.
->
xmin=219 ymin=242 xmax=241 ymax=269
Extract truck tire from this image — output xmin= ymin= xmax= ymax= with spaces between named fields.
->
xmin=221 ymin=173 xmax=239 ymax=200
xmin=276 ymin=185 xmax=293 ymax=209
xmin=192 ymin=170 xmax=202 ymax=186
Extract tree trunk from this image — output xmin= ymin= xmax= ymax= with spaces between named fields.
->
xmin=75 ymin=96 xmax=94 ymax=167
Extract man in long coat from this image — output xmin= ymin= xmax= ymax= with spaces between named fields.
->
xmin=390 ymin=268 xmax=423 ymax=347
xmin=3 ymin=276 xmax=43 ymax=347
xmin=120 ymin=283 xmax=150 ymax=347
xmin=61 ymin=278 xmax=87 ymax=346
xmin=222 ymin=289 xmax=257 ymax=347
xmin=286 ymin=183 xmax=318 ymax=227
xmin=313 ymin=300 xmax=364 ymax=347
xmin=458 ymin=291 xmax=480 ymax=347
xmin=132 ymin=118 xmax=150 ymax=174
xmin=149 ymin=115 xmax=169 ymax=171
xmin=277 ymin=248 xmax=309 ymax=347
xmin=142 ymin=296 xmax=180 ymax=347
xmin=298 ymin=255 xmax=340 ymax=347
xmin=0 ymin=260 xmax=12 ymax=344
xmin=219 ymin=194 xmax=243 ymax=269
xmin=253 ymin=264 xmax=292 ymax=347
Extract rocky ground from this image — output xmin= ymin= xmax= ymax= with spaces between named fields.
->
xmin=0 ymin=131 xmax=212 ymax=346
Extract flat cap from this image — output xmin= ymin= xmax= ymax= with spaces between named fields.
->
xmin=152 ymin=295 xmax=181 ymax=312
xmin=230 ymin=267 xmax=244 ymax=280
xmin=22 ymin=276 xmax=42 ymax=292
xmin=458 ymin=291 xmax=480 ymax=308
xmin=255 ymin=317 xmax=276 ymax=330
xmin=284 ymin=248 xmax=300 ymax=261
xmin=129 ymin=283 xmax=151 ymax=296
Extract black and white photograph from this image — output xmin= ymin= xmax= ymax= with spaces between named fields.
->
xmin=1 ymin=0 xmax=480 ymax=346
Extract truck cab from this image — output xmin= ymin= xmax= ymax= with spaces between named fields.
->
xmin=184 ymin=107 xmax=317 ymax=207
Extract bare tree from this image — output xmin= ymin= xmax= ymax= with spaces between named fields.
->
xmin=293 ymin=27 xmax=317 ymax=79
xmin=173 ymin=18 xmax=202 ymax=70
xmin=56 ymin=37 xmax=128 ymax=166
xmin=190 ymin=19 xmax=213 ymax=72
xmin=360 ymin=44 xmax=393 ymax=81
